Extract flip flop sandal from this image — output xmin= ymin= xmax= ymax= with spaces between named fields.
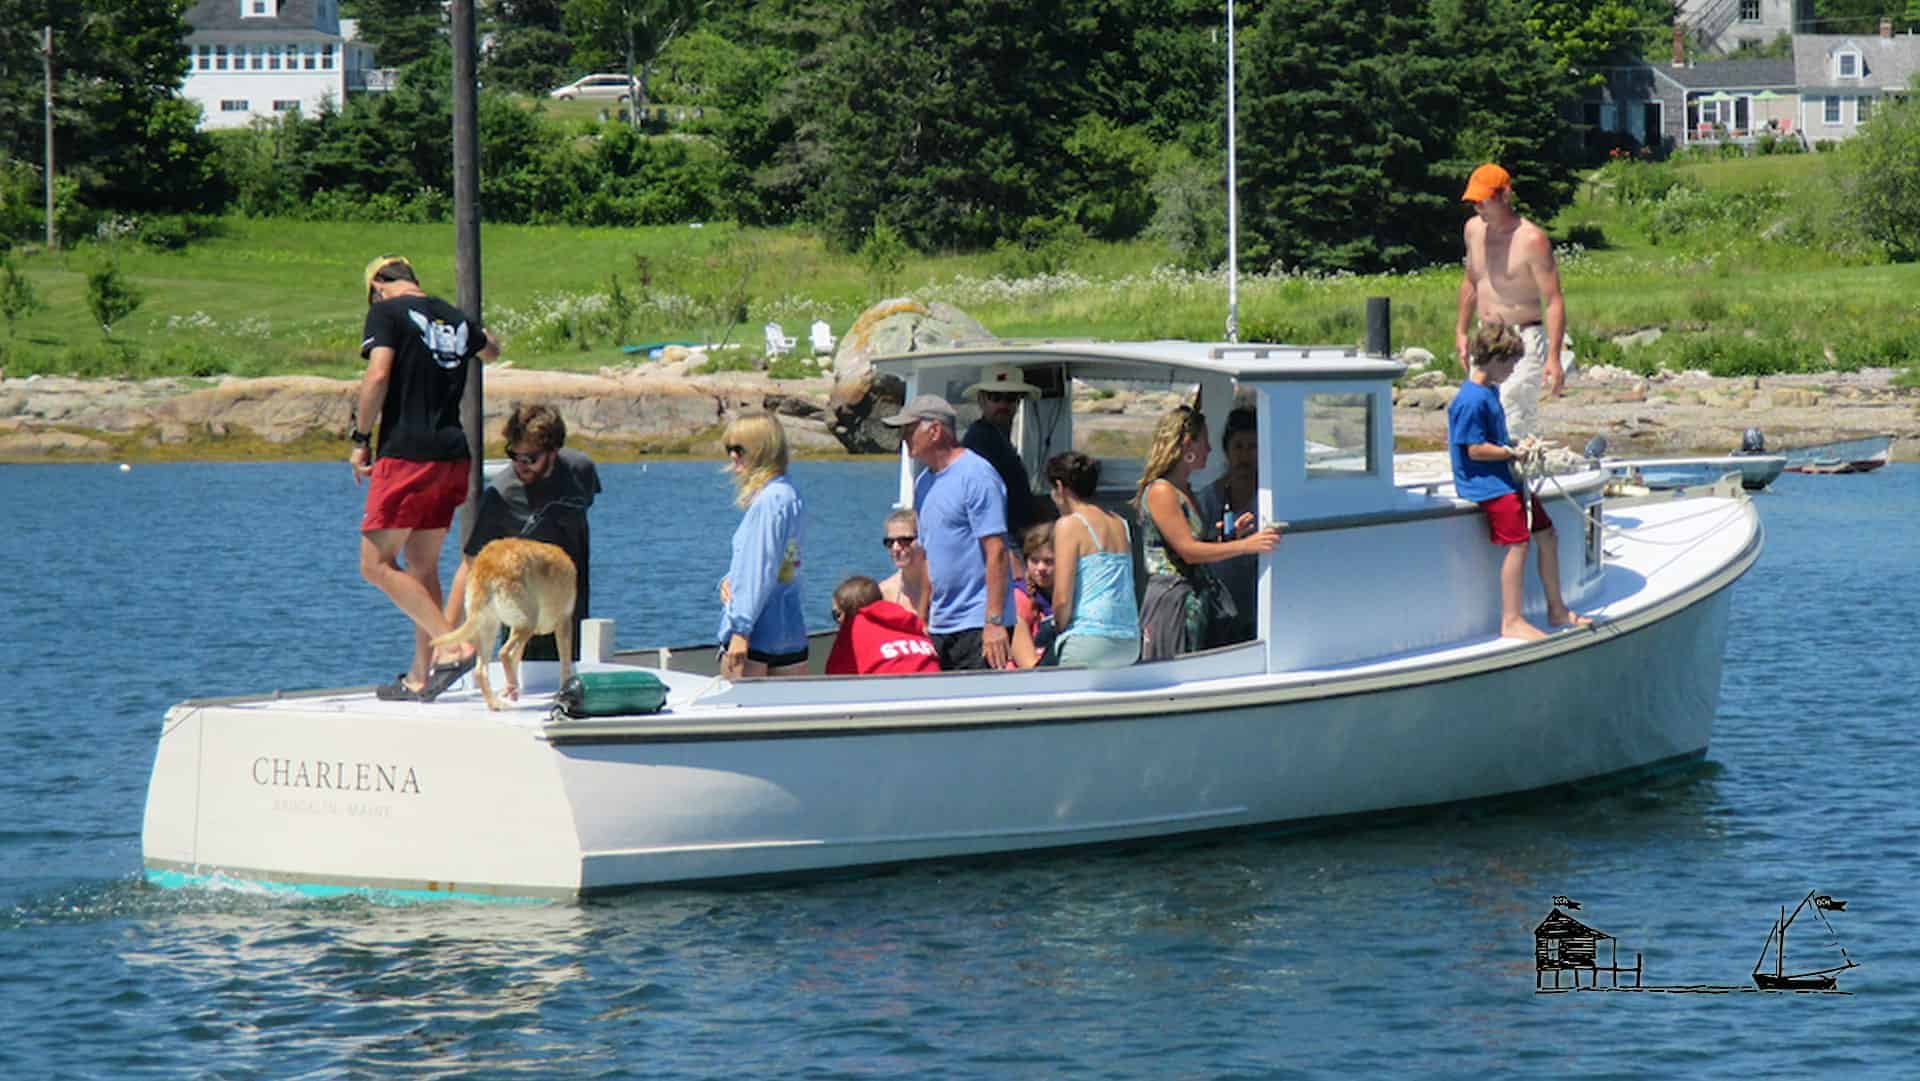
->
xmin=374 ymin=673 xmax=423 ymax=701
xmin=419 ymin=654 xmax=477 ymax=701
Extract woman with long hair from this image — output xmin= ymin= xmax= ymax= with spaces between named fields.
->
xmin=1135 ymin=405 xmax=1281 ymax=658
xmin=716 ymin=413 xmax=808 ymax=678
xmin=1045 ymin=452 xmax=1140 ymax=668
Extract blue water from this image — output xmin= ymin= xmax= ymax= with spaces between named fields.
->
xmin=2 ymin=460 xmax=1916 ymax=1077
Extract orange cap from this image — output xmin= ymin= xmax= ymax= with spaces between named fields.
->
xmin=1461 ymin=163 xmax=1510 ymax=203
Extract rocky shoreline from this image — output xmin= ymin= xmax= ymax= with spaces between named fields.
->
xmin=2 ymin=362 xmax=1914 ymax=464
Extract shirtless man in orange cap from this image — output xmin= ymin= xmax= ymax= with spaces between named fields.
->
xmin=1453 ymin=163 xmax=1567 ymax=441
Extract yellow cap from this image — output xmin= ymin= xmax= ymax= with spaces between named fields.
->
xmin=363 ymin=255 xmax=412 ymax=301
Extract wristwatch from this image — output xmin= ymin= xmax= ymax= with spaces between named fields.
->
xmin=350 ymin=429 xmax=372 ymax=447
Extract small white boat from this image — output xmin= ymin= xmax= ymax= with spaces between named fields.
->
xmin=1603 ymin=454 xmax=1788 ymax=492
xmin=141 ymin=339 xmax=1763 ymax=899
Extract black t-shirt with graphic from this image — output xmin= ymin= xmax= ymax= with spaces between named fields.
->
xmin=463 ymin=449 xmax=601 ymax=661
xmin=360 ymin=295 xmax=486 ymax=461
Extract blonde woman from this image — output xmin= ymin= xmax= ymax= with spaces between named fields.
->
xmin=716 ymin=413 xmax=808 ymax=678
xmin=1136 ymin=405 xmax=1281 ymax=658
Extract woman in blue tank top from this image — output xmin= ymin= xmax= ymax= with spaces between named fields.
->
xmin=1043 ymin=452 xmax=1141 ymax=668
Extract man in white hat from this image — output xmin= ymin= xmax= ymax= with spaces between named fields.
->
xmin=961 ymin=363 xmax=1043 ymax=541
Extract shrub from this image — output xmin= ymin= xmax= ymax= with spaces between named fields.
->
xmin=86 ymin=263 xmax=144 ymax=338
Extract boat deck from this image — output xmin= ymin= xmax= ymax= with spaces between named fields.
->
xmin=182 ymin=491 xmax=1759 ymax=740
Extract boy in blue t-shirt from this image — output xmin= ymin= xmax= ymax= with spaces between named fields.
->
xmin=1447 ymin=324 xmax=1590 ymax=641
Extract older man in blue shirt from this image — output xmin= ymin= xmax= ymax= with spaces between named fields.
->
xmin=883 ymin=394 xmax=1015 ymax=670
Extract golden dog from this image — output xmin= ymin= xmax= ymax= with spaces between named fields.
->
xmin=431 ymin=538 xmax=577 ymax=710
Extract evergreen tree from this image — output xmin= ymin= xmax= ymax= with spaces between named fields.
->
xmin=1433 ymin=0 xmax=1580 ymax=221
xmin=0 ymin=1 xmax=224 ymax=218
xmin=342 ymin=0 xmax=447 ymax=69
xmin=802 ymin=0 xmax=1082 ymax=250
xmin=1236 ymin=0 xmax=1457 ymax=273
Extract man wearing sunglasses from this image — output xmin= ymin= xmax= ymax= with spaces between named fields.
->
xmin=352 ymin=254 xmax=500 ymax=701
xmin=441 ymin=403 xmax=601 ymax=668
xmin=961 ymin=363 xmax=1044 ymax=544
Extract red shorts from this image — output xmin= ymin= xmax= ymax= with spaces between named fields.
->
xmin=1479 ymin=492 xmax=1552 ymax=546
xmin=361 ymin=457 xmax=470 ymax=532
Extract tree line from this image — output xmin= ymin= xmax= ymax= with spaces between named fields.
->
xmin=3 ymin=0 xmax=1686 ymax=274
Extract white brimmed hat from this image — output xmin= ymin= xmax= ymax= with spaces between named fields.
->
xmin=964 ymin=363 xmax=1041 ymax=397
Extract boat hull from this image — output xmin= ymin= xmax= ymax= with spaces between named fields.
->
xmin=1782 ymin=433 xmax=1894 ymax=474
xmin=1605 ymin=455 xmax=1786 ymax=491
xmin=1753 ymin=973 xmax=1838 ymax=991
xmin=143 ymin=582 xmax=1736 ymax=898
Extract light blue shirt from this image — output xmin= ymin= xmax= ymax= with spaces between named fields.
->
xmin=914 ymin=449 xmax=1015 ymax=636
xmin=717 ymin=475 xmax=808 ymax=654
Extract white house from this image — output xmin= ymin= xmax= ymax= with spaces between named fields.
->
xmin=1792 ymin=25 xmax=1920 ymax=139
xmin=181 ymin=0 xmax=379 ymax=130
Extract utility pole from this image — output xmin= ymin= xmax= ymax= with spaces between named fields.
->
xmin=450 ymin=0 xmax=484 ymax=544
xmin=41 ymin=25 xmax=55 ymax=251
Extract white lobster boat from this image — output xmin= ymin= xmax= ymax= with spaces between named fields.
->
xmin=141 ymin=340 xmax=1763 ymax=899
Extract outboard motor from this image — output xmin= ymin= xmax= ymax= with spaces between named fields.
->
xmin=1582 ymin=435 xmax=1609 ymax=463
xmin=1738 ymin=427 xmax=1767 ymax=455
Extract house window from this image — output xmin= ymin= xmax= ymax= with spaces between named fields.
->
xmin=269 ymin=49 xmax=280 ymax=70
xmin=322 ymin=45 xmax=334 ymax=70
xmin=1859 ymin=96 xmax=1874 ymax=122
xmin=215 ymin=45 xmax=228 ymax=70
xmin=1837 ymin=51 xmax=1859 ymax=78
xmin=303 ymin=48 xmax=316 ymax=70
xmin=1826 ymin=96 xmax=1842 ymax=123
xmin=195 ymin=45 xmax=209 ymax=70
xmin=251 ymin=1 xmax=267 ymax=13
xmin=273 ymin=99 xmax=300 ymax=112
xmin=285 ymin=45 xmax=298 ymax=69
xmin=251 ymin=48 xmax=264 ymax=70
xmin=221 ymin=100 xmax=249 ymax=112
xmin=1739 ymin=0 xmax=1759 ymax=20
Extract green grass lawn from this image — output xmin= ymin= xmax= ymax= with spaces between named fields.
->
xmin=3 ymin=151 xmax=1916 ymax=382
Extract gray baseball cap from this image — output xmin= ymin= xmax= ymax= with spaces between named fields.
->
xmin=880 ymin=393 xmax=957 ymax=429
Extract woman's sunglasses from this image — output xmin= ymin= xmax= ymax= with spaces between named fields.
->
xmin=882 ymin=535 xmax=917 ymax=549
xmin=725 ymin=444 xmax=746 ymax=457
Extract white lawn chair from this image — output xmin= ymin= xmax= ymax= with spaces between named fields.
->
xmin=810 ymin=320 xmax=836 ymax=357
xmin=764 ymin=322 xmax=796 ymax=358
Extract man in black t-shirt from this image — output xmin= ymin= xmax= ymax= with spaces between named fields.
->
xmin=350 ymin=255 xmax=500 ymax=701
xmin=961 ymin=363 xmax=1043 ymax=547
xmin=444 ymin=403 xmax=601 ymax=663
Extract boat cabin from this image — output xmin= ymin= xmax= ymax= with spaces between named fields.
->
xmin=869 ymin=340 xmax=1607 ymax=676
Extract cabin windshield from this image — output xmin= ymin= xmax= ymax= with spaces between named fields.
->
xmin=1305 ymin=391 xmax=1376 ymax=477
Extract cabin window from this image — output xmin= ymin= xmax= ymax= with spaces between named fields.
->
xmin=1304 ymin=393 xmax=1374 ymax=477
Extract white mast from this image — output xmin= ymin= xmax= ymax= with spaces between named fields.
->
xmin=1224 ymin=0 xmax=1240 ymax=343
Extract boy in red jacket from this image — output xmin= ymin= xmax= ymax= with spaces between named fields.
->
xmin=825 ymin=576 xmax=940 ymax=675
